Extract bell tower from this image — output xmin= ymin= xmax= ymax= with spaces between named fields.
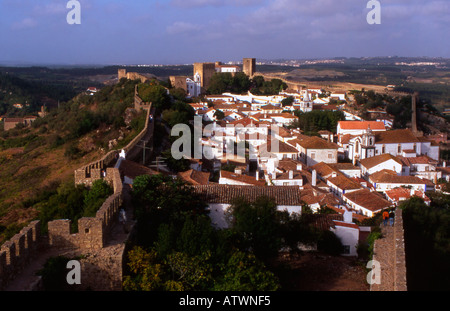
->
xmin=361 ymin=125 xmax=376 ymax=159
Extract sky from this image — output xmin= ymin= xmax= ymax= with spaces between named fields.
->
xmin=0 ymin=0 xmax=449 ymax=65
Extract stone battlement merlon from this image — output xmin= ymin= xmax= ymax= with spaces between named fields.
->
xmin=0 ymin=221 xmax=41 ymax=290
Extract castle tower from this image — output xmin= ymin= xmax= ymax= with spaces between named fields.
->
xmin=193 ymin=62 xmax=216 ymax=91
xmin=118 ymin=69 xmax=127 ymax=80
xmin=243 ymin=58 xmax=256 ymax=77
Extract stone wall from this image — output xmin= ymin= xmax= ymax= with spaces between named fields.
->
xmin=0 ymin=221 xmax=42 ymax=290
xmin=371 ymin=208 xmax=407 ymax=291
xmin=1 ymin=97 xmax=153 ymax=290
xmin=48 ymin=167 xmax=123 ymax=251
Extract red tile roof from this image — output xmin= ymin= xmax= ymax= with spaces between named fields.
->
xmin=375 ymin=129 xmax=420 ymax=144
xmin=338 ymin=121 xmax=386 ymax=131
xmin=359 ymin=153 xmax=402 ymax=169
xmin=327 ymin=174 xmax=363 ymax=190
xmin=192 ymin=185 xmax=303 ymax=205
xmin=344 ymin=189 xmax=393 ymax=212
xmin=369 ymin=170 xmax=427 ymax=184
xmin=220 ymin=170 xmax=266 ymax=186
xmin=178 ymin=169 xmax=211 ymax=185
xmin=297 ymin=136 xmax=339 ymax=150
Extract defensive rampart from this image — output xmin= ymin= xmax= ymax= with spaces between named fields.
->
xmin=0 ymin=99 xmax=153 ymax=290
xmin=371 ymin=208 xmax=407 ymax=291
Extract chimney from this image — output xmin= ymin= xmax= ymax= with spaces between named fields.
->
xmin=234 ymin=168 xmax=242 ymax=175
xmin=289 ymin=170 xmax=294 ymax=180
xmin=343 ymin=210 xmax=353 ymax=223
xmin=312 ymin=169 xmax=317 ymax=187
xmin=272 ymin=172 xmax=276 ymax=180
xmin=444 ymin=161 xmax=447 ymax=168
xmin=297 ymin=164 xmax=303 ymax=171
xmin=256 ymin=171 xmax=259 ymax=181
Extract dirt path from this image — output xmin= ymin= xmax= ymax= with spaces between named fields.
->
xmin=273 ymin=252 xmax=370 ymax=291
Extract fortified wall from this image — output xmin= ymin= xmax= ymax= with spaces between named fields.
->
xmin=371 ymin=208 xmax=407 ymax=291
xmin=0 ymin=99 xmax=153 ymax=290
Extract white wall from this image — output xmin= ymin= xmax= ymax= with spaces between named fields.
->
xmin=331 ymin=225 xmax=359 ymax=256
xmin=361 ymin=159 xmax=403 ymax=176
xmin=207 ymin=203 xmax=302 ymax=229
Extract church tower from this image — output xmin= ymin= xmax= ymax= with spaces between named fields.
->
xmin=361 ymin=125 xmax=376 ymax=160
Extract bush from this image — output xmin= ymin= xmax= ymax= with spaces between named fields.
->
xmin=317 ymin=230 xmax=344 ymax=256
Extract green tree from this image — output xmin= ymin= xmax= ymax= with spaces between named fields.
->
xmin=227 ymin=196 xmax=282 ymax=259
xmin=83 ymin=179 xmax=113 ymax=217
xmin=214 ymin=251 xmax=279 ymax=291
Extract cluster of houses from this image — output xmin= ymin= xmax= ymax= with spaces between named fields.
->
xmin=118 ymin=87 xmax=442 ymax=256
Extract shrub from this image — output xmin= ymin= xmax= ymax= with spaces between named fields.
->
xmin=317 ymin=230 xmax=344 ymax=256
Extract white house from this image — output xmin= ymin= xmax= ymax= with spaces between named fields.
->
xmin=269 ymin=170 xmax=304 ymax=187
xmin=368 ymin=169 xmax=429 ymax=193
xmin=331 ymin=210 xmax=360 ymax=256
xmin=343 ymin=189 xmax=393 ymax=217
xmin=192 ymin=185 xmax=304 ymax=229
xmin=358 ymin=153 xmax=403 ymax=177
xmin=295 ymin=136 xmax=339 ymax=167
xmin=373 ymin=129 xmax=440 ymax=161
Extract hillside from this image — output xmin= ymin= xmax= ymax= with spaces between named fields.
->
xmin=0 ymin=78 xmax=148 ymax=244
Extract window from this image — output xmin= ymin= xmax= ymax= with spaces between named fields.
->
xmin=398 ymin=144 xmax=402 ymax=153
xmin=328 ymin=153 xmax=333 ymax=159
xmin=342 ymin=245 xmax=350 ymax=254
xmin=311 ymin=153 xmax=316 ymax=159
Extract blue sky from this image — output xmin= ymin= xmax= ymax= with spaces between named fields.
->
xmin=0 ymin=0 xmax=449 ymax=65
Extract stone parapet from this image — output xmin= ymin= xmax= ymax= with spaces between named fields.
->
xmin=0 ymin=221 xmax=42 ymax=290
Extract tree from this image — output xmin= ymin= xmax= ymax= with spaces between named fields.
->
xmin=214 ymin=251 xmax=279 ymax=291
xmin=227 ymin=196 xmax=282 ymax=259
xmin=281 ymin=96 xmax=295 ymax=107
xmin=138 ymin=83 xmax=171 ymax=112
xmin=213 ymin=109 xmax=225 ymax=120
xmin=83 ymin=179 xmax=113 ymax=217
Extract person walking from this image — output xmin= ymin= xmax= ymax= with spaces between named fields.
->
xmin=382 ymin=210 xmax=389 ymax=226
xmin=389 ymin=210 xmax=395 ymax=227
xmin=119 ymin=208 xmax=127 ymax=233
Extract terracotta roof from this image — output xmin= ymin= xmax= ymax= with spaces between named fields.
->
xmin=119 ymin=159 xmax=159 ymax=180
xmin=311 ymin=162 xmax=338 ymax=177
xmin=275 ymin=171 xmax=304 ymax=180
xmin=220 ymin=170 xmax=266 ymax=186
xmin=192 ymin=185 xmax=303 ymax=205
xmin=385 ymin=187 xmax=430 ymax=203
xmin=297 ymin=136 xmax=339 ymax=150
xmin=260 ymin=104 xmax=283 ymax=111
xmin=277 ymin=159 xmax=304 ymax=172
xmin=333 ymin=220 xmax=360 ymax=230
xmin=259 ymin=138 xmax=299 ymax=154
xmin=344 ymin=189 xmax=393 ymax=212
xmin=327 ymin=174 xmax=363 ymax=190
xmin=397 ymin=155 xmax=437 ymax=166
xmin=4 ymin=118 xmax=24 ymax=123
xmin=302 ymin=214 xmax=343 ymax=231
xmin=338 ymin=121 xmax=386 ymax=131
xmin=178 ymin=169 xmax=211 ymax=185
xmin=375 ymin=129 xmax=420 ymax=144
xmin=369 ymin=170 xmax=427 ymax=185
xmin=359 ymin=153 xmax=402 ymax=169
